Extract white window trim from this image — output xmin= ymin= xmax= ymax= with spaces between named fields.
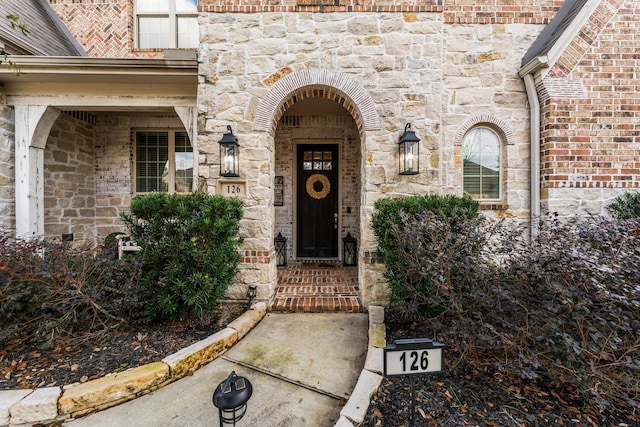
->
xmin=133 ymin=129 xmax=193 ymax=194
xmin=134 ymin=1 xmax=198 ymax=49
xmin=462 ymin=125 xmax=504 ymax=202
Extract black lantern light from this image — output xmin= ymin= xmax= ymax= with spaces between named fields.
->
xmin=343 ymin=232 xmax=357 ymax=266
xmin=274 ymin=232 xmax=287 ymax=266
xmin=212 ymin=371 xmax=253 ymax=426
xmin=219 ymin=125 xmax=240 ymax=177
xmin=399 ymin=123 xmax=420 ymax=175
xmin=245 ymin=285 xmax=257 ymax=309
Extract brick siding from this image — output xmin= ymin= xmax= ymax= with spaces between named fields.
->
xmin=540 ymin=0 xmax=640 ymax=192
xmin=47 ymin=0 xmax=162 ymax=58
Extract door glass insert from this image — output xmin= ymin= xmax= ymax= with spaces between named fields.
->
xmin=303 ymin=149 xmax=332 ymax=171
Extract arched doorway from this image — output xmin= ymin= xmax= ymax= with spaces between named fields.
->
xmin=253 ymin=68 xmax=381 ymax=311
xmin=272 ymin=96 xmax=363 ymax=311
xmin=273 ymin=97 xmax=361 ymax=264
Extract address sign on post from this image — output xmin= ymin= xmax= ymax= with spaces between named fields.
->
xmin=384 ymin=338 xmax=445 ymax=377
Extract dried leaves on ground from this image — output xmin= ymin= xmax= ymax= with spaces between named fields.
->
xmin=363 ymin=309 xmax=638 ymax=427
xmin=0 ymin=304 xmax=244 ymax=390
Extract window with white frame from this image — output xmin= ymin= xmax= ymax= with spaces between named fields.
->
xmin=462 ymin=126 xmax=502 ymax=200
xmin=135 ymin=0 xmax=198 ymax=49
xmin=135 ymin=130 xmax=193 ymax=193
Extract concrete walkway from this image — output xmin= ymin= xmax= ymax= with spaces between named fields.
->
xmin=65 ymin=312 xmax=369 ymax=427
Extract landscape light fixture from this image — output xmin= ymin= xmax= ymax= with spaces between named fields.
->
xmin=212 ymin=371 xmax=253 ymax=426
xmin=245 ymin=285 xmax=257 ymax=309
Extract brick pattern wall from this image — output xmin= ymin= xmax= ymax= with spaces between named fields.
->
xmin=540 ymin=0 xmax=640 ymax=200
xmin=47 ymin=0 xmax=162 ymax=58
xmin=44 ymin=112 xmax=97 ymax=245
xmin=0 ymin=92 xmax=15 ymax=232
xmin=199 ymin=0 xmax=560 ymax=23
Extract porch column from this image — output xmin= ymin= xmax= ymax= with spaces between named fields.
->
xmin=14 ymin=105 xmax=60 ymax=239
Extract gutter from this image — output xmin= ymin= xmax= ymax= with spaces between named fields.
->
xmin=518 ymin=56 xmax=549 ymax=238
xmin=0 ymin=55 xmax=198 ymax=70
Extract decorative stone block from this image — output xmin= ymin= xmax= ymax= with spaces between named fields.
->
xmin=59 ymin=362 xmax=170 ymax=416
xmin=228 ymin=302 xmax=267 ymax=340
xmin=0 ymin=390 xmax=32 ymax=425
xmin=339 ymin=370 xmax=383 ymax=424
xmin=9 ymin=386 xmax=60 ymax=424
xmin=162 ymin=327 xmax=238 ymax=379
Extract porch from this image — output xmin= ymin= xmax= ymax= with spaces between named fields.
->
xmin=271 ymin=261 xmax=364 ymax=312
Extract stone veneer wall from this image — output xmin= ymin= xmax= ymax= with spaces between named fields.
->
xmin=93 ymin=114 xmax=186 ymax=240
xmin=44 ymin=112 xmax=97 ymax=245
xmin=0 ymin=91 xmax=14 ymax=232
xmin=538 ymin=0 xmax=640 ymax=217
xmin=197 ymin=9 xmax=541 ymax=303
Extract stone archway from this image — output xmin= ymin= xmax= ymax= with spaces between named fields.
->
xmin=253 ymin=68 xmax=381 ymax=135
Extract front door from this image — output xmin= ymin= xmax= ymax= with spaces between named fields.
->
xmin=297 ymin=144 xmax=339 ymax=258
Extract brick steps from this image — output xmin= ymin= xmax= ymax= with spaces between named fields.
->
xmin=271 ymin=263 xmax=364 ymax=312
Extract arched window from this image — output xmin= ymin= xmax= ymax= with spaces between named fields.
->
xmin=462 ymin=127 xmax=502 ymax=200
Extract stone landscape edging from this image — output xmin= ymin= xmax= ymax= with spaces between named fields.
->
xmin=0 ymin=302 xmax=267 ymax=427
xmin=334 ymin=304 xmax=386 ymax=426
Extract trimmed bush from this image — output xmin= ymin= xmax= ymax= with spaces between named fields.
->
xmin=371 ymin=194 xmax=480 ymax=319
xmin=120 ymin=192 xmax=243 ymax=320
xmin=607 ymin=191 xmax=640 ymax=219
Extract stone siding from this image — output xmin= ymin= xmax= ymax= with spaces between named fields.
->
xmin=44 ymin=112 xmax=97 ymax=245
xmin=93 ymin=114 xmax=186 ymax=239
xmin=539 ymin=0 xmax=640 ymax=215
xmin=197 ymin=10 xmax=538 ymax=302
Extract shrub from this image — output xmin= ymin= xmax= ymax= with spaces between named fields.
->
xmin=381 ymin=213 xmax=640 ymax=419
xmin=120 ymin=192 xmax=243 ymax=320
xmin=0 ymin=233 xmax=144 ymax=342
xmin=371 ymin=194 xmax=480 ymax=319
xmin=607 ymin=191 xmax=640 ymax=219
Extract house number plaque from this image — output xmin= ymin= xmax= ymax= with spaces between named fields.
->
xmin=218 ymin=180 xmax=247 ymax=198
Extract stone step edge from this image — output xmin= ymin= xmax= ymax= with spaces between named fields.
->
xmin=335 ymin=304 xmax=386 ymax=426
xmin=0 ymin=302 xmax=268 ymax=427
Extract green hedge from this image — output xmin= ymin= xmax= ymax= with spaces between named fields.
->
xmin=121 ymin=192 xmax=243 ymax=320
xmin=371 ymin=194 xmax=480 ymax=318
xmin=607 ymin=191 xmax=640 ymax=219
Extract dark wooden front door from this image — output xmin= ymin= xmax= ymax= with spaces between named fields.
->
xmin=297 ymin=144 xmax=339 ymax=258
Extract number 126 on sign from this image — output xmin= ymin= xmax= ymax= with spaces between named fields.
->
xmin=384 ymin=338 xmax=445 ymax=376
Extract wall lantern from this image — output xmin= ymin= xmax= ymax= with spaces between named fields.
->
xmin=343 ymin=232 xmax=357 ymax=266
xmin=212 ymin=371 xmax=253 ymax=426
xmin=398 ymin=123 xmax=420 ymax=175
xmin=274 ymin=232 xmax=287 ymax=266
xmin=245 ymin=285 xmax=257 ymax=309
xmin=219 ymin=125 xmax=240 ymax=177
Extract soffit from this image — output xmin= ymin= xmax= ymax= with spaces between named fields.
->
xmin=1 ymin=56 xmax=197 ymax=109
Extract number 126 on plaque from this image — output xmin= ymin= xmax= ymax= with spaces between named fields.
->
xmin=383 ymin=339 xmax=445 ymax=377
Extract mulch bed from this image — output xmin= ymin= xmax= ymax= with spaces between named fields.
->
xmin=362 ymin=308 xmax=638 ymax=427
xmin=0 ymin=304 xmax=245 ymax=390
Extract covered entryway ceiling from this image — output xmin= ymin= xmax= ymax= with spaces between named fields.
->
xmin=1 ymin=56 xmax=198 ymax=239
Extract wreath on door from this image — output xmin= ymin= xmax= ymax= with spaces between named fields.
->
xmin=306 ymin=173 xmax=331 ymax=200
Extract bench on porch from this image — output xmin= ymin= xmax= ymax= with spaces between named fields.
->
xmin=116 ymin=234 xmax=141 ymax=259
